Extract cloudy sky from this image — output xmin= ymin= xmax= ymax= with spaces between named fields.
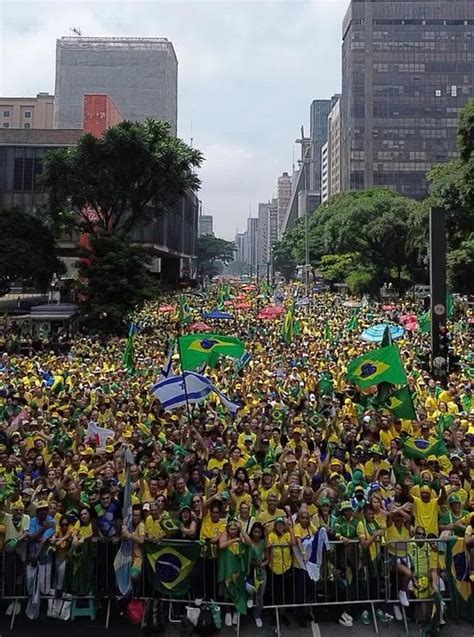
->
xmin=0 ymin=0 xmax=348 ymax=239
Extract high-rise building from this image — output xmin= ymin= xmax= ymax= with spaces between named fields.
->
xmin=0 ymin=93 xmax=54 ymax=130
xmin=328 ymin=97 xmax=342 ymax=198
xmin=54 ymin=37 xmax=178 ymax=134
xmin=277 ymin=172 xmax=292 ymax=233
xmin=321 ymin=141 xmax=329 ymax=203
xmin=341 ymin=0 xmax=474 ymax=199
xmin=245 ymin=217 xmax=259 ymax=272
xmin=257 ymin=202 xmax=269 ymax=267
xmin=309 ymin=99 xmax=333 ymax=193
xmin=198 ymin=214 xmax=214 ymax=236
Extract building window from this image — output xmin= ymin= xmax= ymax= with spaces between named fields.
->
xmin=24 ymin=123 xmax=31 ymax=129
xmin=2 ymin=123 xmax=9 ymax=128
xmin=3 ymin=110 xmax=10 ymax=117
xmin=451 ymin=85 xmax=457 ymax=97
xmin=24 ymin=111 xmax=32 ymax=118
xmin=435 ymin=89 xmax=442 ymax=97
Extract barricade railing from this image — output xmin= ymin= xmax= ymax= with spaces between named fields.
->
xmin=0 ymin=535 xmax=467 ymax=635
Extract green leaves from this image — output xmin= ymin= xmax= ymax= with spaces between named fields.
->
xmin=197 ymin=236 xmax=235 ymax=278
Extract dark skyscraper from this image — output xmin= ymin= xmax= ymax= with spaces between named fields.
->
xmin=341 ymin=0 xmax=474 ymax=199
xmin=309 ymin=99 xmax=332 ymax=193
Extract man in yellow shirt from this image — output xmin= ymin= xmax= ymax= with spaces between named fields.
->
xmin=144 ymin=502 xmax=165 ymax=541
xmin=410 ymin=483 xmax=447 ymax=537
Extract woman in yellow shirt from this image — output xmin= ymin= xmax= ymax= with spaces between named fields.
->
xmin=266 ymin=516 xmax=295 ymax=625
xmin=293 ymin=508 xmax=317 ymax=627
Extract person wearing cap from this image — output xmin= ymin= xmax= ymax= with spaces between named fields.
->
xmin=439 ymin=494 xmax=470 ymax=538
xmin=266 ymin=515 xmax=295 ymax=626
xmin=408 ymin=478 xmax=447 ymax=538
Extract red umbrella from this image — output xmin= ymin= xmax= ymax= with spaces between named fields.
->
xmin=236 ymin=302 xmax=252 ymax=309
xmin=400 ymin=314 xmax=418 ymax=331
xmin=159 ymin=305 xmax=176 ymax=312
xmin=382 ymin=304 xmax=397 ymax=311
xmin=189 ymin=321 xmax=212 ymax=332
xmin=257 ymin=306 xmax=284 ymax=319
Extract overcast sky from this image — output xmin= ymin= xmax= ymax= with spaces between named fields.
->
xmin=0 ymin=0 xmax=348 ymax=239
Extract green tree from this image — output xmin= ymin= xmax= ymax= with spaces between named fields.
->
xmin=318 ymin=253 xmax=358 ymax=284
xmin=428 ymin=99 xmax=474 ymax=293
xmin=272 ymin=237 xmax=298 ymax=281
xmin=197 ymin=235 xmax=235 ymax=278
xmin=77 ymin=235 xmax=154 ymax=333
xmin=42 ymin=119 xmax=203 ymax=235
xmin=0 ymin=208 xmax=64 ymax=292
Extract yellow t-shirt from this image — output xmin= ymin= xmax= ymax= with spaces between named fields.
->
xmin=293 ymin=522 xmax=317 ymax=568
xmin=200 ymin=516 xmax=226 ymax=541
xmin=257 ymin=507 xmax=286 ymax=532
xmin=233 ymin=492 xmax=252 ymax=511
xmin=145 ymin=516 xmax=165 ymax=541
xmin=267 ymin=531 xmax=292 ymax=574
xmin=413 ymin=497 xmax=439 ymax=536
xmin=73 ymin=520 xmax=93 ymax=539
xmin=386 ymin=523 xmax=410 ymax=557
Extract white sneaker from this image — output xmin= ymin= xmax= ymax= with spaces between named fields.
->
xmin=247 ymin=598 xmax=254 ymax=608
xmin=232 ymin=611 xmax=239 ymax=625
xmin=225 ymin=612 xmax=232 ymax=627
xmin=398 ymin=590 xmax=409 ymax=607
xmin=255 ymin=617 xmax=263 ymax=628
xmin=339 ymin=615 xmax=353 ymax=627
xmin=342 ymin=611 xmax=353 ymax=622
xmin=393 ymin=604 xmax=403 ymax=621
xmin=6 ymin=601 xmax=14 ymax=616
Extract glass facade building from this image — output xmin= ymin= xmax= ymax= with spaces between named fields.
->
xmin=341 ymin=0 xmax=474 ymax=199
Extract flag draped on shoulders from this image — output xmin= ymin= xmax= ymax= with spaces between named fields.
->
xmin=218 ymin=544 xmax=249 ymax=615
xmin=346 ymin=344 xmax=407 ymax=388
xmin=178 ymin=333 xmax=245 ymax=371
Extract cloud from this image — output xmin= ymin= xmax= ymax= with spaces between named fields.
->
xmin=0 ymin=0 xmax=348 ymax=238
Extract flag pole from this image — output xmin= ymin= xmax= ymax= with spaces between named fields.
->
xmin=176 ymin=323 xmax=194 ymax=426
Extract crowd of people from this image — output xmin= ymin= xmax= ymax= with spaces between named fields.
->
xmin=0 ymin=283 xmax=472 ymax=632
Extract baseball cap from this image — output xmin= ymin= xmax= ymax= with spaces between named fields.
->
xmin=340 ymin=501 xmax=352 ymax=512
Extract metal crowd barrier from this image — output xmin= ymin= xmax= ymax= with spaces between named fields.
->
xmin=0 ymin=536 xmax=462 ymax=635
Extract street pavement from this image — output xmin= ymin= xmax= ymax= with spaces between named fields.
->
xmin=1 ymin=604 xmax=472 ymax=637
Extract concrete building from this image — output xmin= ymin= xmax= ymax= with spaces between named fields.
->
xmin=257 ymin=202 xmax=269 ymax=268
xmin=279 ymin=131 xmax=313 ymax=235
xmin=0 ymin=93 xmax=54 ymax=130
xmin=244 ymin=217 xmax=259 ymax=273
xmin=277 ymin=172 xmax=292 ymax=234
xmin=309 ymin=99 xmax=332 ymax=194
xmin=341 ymin=0 xmax=474 ymax=199
xmin=321 ymin=141 xmax=329 ymax=203
xmin=54 ymin=37 xmax=178 ymax=134
xmin=0 ymin=93 xmax=198 ymax=282
xmin=198 ymin=214 xmax=214 ymax=237
xmin=328 ymin=97 xmax=342 ymax=198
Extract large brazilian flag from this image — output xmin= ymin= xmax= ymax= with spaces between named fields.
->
xmin=146 ymin=540 xmax=200 ymax=597
xmin=178 ymin=334 xmax=245 ymax=371
xmin=346 ymin=344 xmax=407 ymax=389
xmin=446 ymin=537 xmax=474 ymax=620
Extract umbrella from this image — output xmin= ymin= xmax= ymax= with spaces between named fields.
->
xmin=236 ymin=302 xmax=252 ymax=309
xmin=189 ymin=321 xmax=212 ymax=332
xmin=159 ymin=305 xmax=176 ymax=312
xmin=224 ymin=300 xmax=233 ymax=307
xmin=203 ymin=310 xmax=233 ymax=320
xmin=400 ymin=314 xmax=419 ymax=332
xmin=257 ymin=306 xmax=284 ymax=320
xmin=382 ymin=304 xmax=397 ymax=311
xmin=342 ymin=300 xmax=362 ymax=308
xmin=361 ymin=323 xmax=405 ymax=343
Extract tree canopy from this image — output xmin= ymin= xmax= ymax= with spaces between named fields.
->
xmin=197 ymin=235 xmax=235 ymax=278
xmin=41 ymin=119 xmax=203 ymax=236
xmin=0 ymin=209 xmax=64 ymax=293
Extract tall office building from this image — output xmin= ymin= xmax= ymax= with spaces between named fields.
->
xmin=277 ymin=172 xmax=292 ymax=233
xmin=341 ymin=0 xmax=474 ymax=199
xmin=198 ymin=214 xmax=214 ymax=236
xmin=245 ymin=217 xmax=259 ymax=272
xmin=328 ymin=97 xmax=342 ymax=198
xmin=256 ymin=198 xmax=278 ymax=266
xmin=0 ymin=93 xmax=54 ymax=130
xmin=54 ymin=37 xmax=178 ymax=134
xmin=309 ymin=99 xmax=332 ymax=193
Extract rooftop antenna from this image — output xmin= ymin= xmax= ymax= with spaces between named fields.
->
xmin=69 ymin=27 xmax=82 ymax=36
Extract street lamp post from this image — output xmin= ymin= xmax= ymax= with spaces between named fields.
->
xmin=429 ymin=206 xmax=447 ymax=385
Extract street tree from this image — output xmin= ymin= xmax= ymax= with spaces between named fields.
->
xmin=0 ymin=209 xmax=64 ymax=293
xmin=197 ymin=235 xmax=235 ymax=278
xmin=42 ymin=119 xmax=203 ymax=236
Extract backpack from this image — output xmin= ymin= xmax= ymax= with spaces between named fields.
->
xmin=195 ymin=607 xmax=217 ymax=636
xmin=127 ymin=599 xmax=145 ymax=625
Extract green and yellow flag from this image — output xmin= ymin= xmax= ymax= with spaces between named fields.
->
xmin=347 ymin=309 xmax=359 ymax=332
xmin=281 ymin=301 xmax=300 ymax=345
xmin=346 ymin=344 xmax=407 ymax=389
xmin=145 ymin=540 xmax=200 ymax=597
xmin=218 ymin=544 xmax=249 ymax=615
xmin=401 ymin=437 xmax=448 ymax=460
xmin=178 ymin=333 xmax=245 ymax=370
xmin=178 ymin=295 xmax=192 ymax=324
xmin=383 ymin=385 xmax=417 ymax=420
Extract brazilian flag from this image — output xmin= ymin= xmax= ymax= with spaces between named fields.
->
xmin=446 ymin=537 xmax=474 ymax=620
xmin=383 ymin=385 xmax=417 ymax=420
xmin=145 ymin=539 xmax=200 ymax=597
xmin=178 ymin=333 xmax=245 ymax=371
xmin=402 ymin=437 xmax=448 ymax=460
xmin=218 ymin=545 xmax=249 ymax=614
xmin=346 ymin=344 xmax=407 ymax=389
xmin=281 ymin=301 xmax=300 ymax=345
xmin=347 ymin=309 xmax=359 ymax=332
xmin=178 ymin=295 xmax=192 ymax=325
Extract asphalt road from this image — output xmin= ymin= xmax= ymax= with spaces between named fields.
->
xmin=0 ymin=602 xmax=472 ymax=637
